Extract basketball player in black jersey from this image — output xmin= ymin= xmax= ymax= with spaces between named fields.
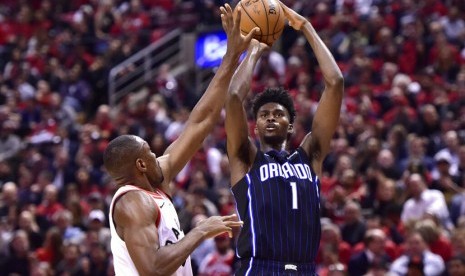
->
xmin=225 ymin=2 xmax=344 ymax=275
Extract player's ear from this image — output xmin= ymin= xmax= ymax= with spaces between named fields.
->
xmin=135 ymin=158 xmax=147 ymax=172
xmin=288 ymin=123 xmax=294 ymax=134
xmin=254 ymin=126 xmax=258 ymax=136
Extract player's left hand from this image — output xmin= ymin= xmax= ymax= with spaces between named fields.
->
xmin=220 ymin=4 xmax=259 ymax=57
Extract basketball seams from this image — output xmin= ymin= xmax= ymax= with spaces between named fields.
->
xmin=257 ymin=28 xmax=283 ymax=36
xmin=271 ymin=1 xmax=282 ymax=41
xmin=238 ymin=0 xmax=284 ymax=45
xmin=240 ymin=1 xmax=263 ymax=40
xmin=260 ymin=0 xmax=269 ymax=44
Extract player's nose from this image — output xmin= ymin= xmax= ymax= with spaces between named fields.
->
xmin=266 ymin=116 xmax=275 ymax=122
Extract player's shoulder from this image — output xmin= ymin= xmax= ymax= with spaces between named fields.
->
xmin=113 ymin=190 xmax=161 ymax=240
xmin=114 ymin=190 xmax=158 ymax=224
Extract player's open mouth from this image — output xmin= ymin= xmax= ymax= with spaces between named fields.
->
xmin=266 ymin=124 xmax=277 ymax=130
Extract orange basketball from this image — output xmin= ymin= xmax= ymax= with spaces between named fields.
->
xmin=235 ymin=0 xmax=285 ymax=46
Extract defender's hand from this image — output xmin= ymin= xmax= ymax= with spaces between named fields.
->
xmin=195 ymin=214 xmax=243 ymax=239
xmin=279 ymin=1 xmax=308 ymax=31
xmin=220 ymin=4 xmax=259 ymax=57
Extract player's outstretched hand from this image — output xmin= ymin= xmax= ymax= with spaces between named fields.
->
xmin=195 ymin=214 xmax=243 ymax=239
xmin=279 ymin=1 xmax=308 ymax=31
xmin=220 ymin=4 xmax=259 ymax=56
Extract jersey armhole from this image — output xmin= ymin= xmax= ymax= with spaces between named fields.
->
xmin=111 ymin=190 xmax=133 ymax=237
xmin=296 ymin=147 xmax=311 ymax=162
xmin=112 ymin=190 xmax=162 ymax=233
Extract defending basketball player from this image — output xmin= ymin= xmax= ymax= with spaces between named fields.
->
xmin=225 ymin=2 xmax=344 ymax=275
xmin=104 ymin=5 xmax=259 ymax=276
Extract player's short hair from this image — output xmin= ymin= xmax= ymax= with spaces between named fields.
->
xmin=103 ymin=135 xmax=143 ymax=175
xmin=252 ymin=87 xmax=296 ymax=124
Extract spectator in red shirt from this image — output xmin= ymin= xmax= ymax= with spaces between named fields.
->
xmin=35 ymin=226 xmax=64 ymax=267
xmin=198 ymin=233 xmax=234 ymax=276
xmin=348 ymin=228 xmax=392 ymax=276
xmin=420 ymin=0 xmax=448 ymax=19
xmin=382 ymin=87 xmax=417 ymax=129
xmin=415 ymin=218 xmax=452 ymax=262
xmin=35 ymin=184 xmax=64 ymax=226
xmin=352 ymin=215 xmax=401 ymax=261
xmin=318 ymin=220 xmax=352 ymax=265
xmin=311 ymin=2 xmax=331 ymax=31
xmin=120 ymin=0 xmax=150 ymax=34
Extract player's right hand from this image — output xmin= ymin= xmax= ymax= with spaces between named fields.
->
xmin=279 ymin=1 xmax=308 ymax=31
xmin=195 ymin=214 xmax=243 ymax=239
xmin=220 ymin=4 xmax=259 ymax=56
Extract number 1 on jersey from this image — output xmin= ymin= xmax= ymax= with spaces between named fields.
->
xmin=290 ymin=182 xmax=298 ymax=209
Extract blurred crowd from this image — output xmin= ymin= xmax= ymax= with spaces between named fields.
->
xmin=0 ymin=0 xmax=465 ymax=275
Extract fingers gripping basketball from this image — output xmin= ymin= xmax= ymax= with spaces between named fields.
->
xmin=235 ymin=0 xmax=285 ymax=46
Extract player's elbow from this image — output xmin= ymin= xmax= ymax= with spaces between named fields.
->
xmin=326 ymin=74 xmax=344 ymax=90
xmin=228 ymin=87 xmax=241 ymax=98
xmin=227 ymin=89 xmax=242 ymax=104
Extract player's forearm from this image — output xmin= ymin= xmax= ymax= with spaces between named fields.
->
xmin=189 ymin=53 xmax=241 ymax=123
xmin=302 ymin=22 xmax=343 ymax=89
xmin=228 ymin=49 xmax=261 ymax=101
xmin=150 ymin=228 xmax=205 ymax=276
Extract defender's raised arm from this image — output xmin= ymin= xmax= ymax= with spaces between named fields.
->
xmin=161 ymin=5 xmax=258 ymax=188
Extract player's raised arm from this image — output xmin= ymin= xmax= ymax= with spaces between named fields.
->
xmin=226 ymin=40 xmax=268 ymax=186
xmin=114 ymin=191 xmax=242 ymax=276
xmin=161 ymin=4 xmax=258 ymax=183
xmin=280 ymin=1 xmax=344 ymax=177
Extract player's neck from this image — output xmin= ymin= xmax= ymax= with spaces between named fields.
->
xmin=115 ymin=176 xmax=155 ymax=192
xmin=261 ymin=142 xmax=287 ymax=153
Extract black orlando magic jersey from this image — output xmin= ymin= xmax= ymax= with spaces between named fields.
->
xmin=232 ymin=147 xmax=321 ymax=265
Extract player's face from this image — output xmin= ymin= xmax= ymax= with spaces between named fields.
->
xmin=255 ymin=103 xmax=292 ymax=145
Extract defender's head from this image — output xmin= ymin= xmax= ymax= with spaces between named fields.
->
xmin=103 ymin=135 xmax=163 ymax=187
xmin=252 ymin=87 xmax=296 ymax=145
